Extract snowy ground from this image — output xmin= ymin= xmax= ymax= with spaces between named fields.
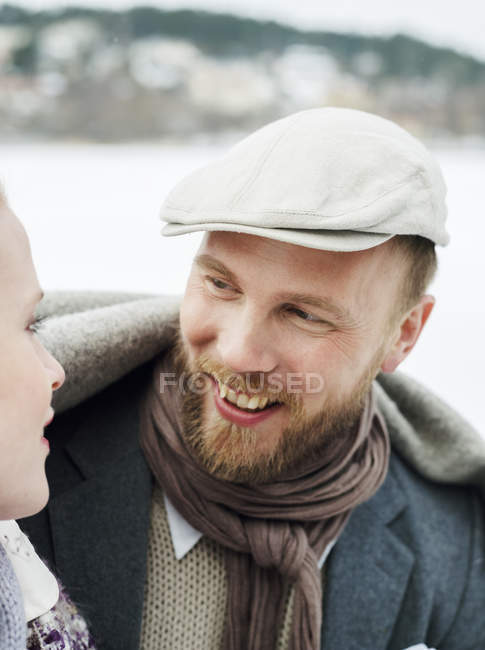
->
xmin=2 ymin=141 xmax=484 ymax=434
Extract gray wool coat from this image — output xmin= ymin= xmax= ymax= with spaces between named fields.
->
xmin=18 ymin=292 xmax=485 ymax=650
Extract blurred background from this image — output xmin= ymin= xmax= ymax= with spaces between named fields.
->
xmin=0 ymin=0 xmax=484 ymax=432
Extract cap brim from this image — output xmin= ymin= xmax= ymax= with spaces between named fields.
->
xmin=161 ymin=222 xmax=393 ymax=253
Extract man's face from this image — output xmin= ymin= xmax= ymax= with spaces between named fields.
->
xmin=178 ymin=232 xmax=404 ymax=483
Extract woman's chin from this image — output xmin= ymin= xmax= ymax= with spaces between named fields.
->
xmin=1 ymin=480 xmax=50 ymax=521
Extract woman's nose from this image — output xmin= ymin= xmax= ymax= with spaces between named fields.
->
xmin=45 ymin=350 xmax=66 ymax=391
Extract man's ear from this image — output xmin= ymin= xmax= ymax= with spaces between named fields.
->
xmin=380 ymin=294 xmax=435 ymax=373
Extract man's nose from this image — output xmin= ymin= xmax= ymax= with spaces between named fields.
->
xmin=216 ymin=311 xmax=278 ymax=374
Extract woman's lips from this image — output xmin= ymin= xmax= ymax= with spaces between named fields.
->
xmin=211 ymin=377 xmax=282 ymax=427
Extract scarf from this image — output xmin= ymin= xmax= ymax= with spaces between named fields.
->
xmin=139 ymin=351 xmax=390 ymax=650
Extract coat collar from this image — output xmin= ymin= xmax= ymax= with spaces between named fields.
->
xmin=41 ymin=291 xmax=485 ymax=499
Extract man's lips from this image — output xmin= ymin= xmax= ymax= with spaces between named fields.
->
xmin=210 ymin=377 xmax=283 ymax=427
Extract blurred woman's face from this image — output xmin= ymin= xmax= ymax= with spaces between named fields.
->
xmin=0 ymin=202 xmax=65 ymax=520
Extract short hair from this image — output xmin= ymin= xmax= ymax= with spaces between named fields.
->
xmin=390 ymin=235 xmax=437 ymax=317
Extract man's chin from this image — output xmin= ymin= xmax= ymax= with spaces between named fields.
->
xmin=184 ymin=416 xmax=286 ymax=484
xmin=174 ymin=330 xmax=375 ymax=484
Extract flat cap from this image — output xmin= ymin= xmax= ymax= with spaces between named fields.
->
xmin=161 ymin=107 xmax=449 ymax=251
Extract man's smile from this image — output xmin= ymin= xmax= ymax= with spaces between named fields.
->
xmin=210 ymin=376 xmax=284 ymax=427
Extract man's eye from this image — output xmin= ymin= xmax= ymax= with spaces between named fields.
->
xmin=294 ymin=308 xmax=317 ymax=321
xmin=210 ymin=277 xmax=232 ymax=290
xmin=286 ymin=307 xmax=322 ymax=323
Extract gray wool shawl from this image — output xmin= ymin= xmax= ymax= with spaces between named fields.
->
xmin=37 ymin=291 xmax=485 ymax=499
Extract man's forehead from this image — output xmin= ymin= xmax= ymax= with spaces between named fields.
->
xmin=200 ymin=231 xmax=312 ymax=269
xmin=198 ymin=231 xmax=395 ymax=274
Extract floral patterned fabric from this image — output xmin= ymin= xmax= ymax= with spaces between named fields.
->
xmin=26 ymin=586 xmax=95 ymax=650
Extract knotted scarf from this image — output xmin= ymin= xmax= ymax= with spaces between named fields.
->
xmin=139 ymin=351 xmax=390 ymax=650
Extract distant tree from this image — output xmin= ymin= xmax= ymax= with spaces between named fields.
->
xmin=1 ymin=3 xmax=484 ymax=85
xmin=11 ymin=38 xmax=37 ymax=74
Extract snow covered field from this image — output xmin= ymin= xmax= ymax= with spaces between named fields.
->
xmin=2 ymin=141 xmax=484 ymax=434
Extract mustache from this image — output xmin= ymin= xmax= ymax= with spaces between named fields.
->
xmin=192 ymin=354 xmax=304 ymax=412
xmin=173 ymin=337 xmax=304 ymax=412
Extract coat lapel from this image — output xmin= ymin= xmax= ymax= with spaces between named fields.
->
xmin=322 ymin=463 xmax=414 ymax=650
xmin=48 ymin=453 xmax=151 ymax=650
xmin=46 ymin=368 xmax=153 ymax=650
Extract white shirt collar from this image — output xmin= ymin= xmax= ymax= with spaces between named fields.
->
xmin=0 ymin=520 xmax=59 ymax=622
xmin=164 ymin=493 xmax=335 ymax=569
xmin=164 ymin=493 xmax=203 ymax=560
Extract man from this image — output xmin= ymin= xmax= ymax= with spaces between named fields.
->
xmin=21 ymin=108 xmax=485 ymax=650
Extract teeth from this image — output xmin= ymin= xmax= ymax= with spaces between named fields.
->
xmin=216 ymin=379 xmax=277 ymax=411
xmin=236 ymin=394 xmax=249 ymax=409
xmin=247 ymin=396 xmax=260 ymax=410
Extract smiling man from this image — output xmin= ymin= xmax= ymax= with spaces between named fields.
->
xmin=21 ymin=108 xmax=485 ymax=650
xmin=173 ymin=233 xmax=428 ymax=484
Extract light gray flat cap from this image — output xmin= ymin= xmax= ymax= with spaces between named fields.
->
xmin=161 ymin=107 xmax=449 ymax=251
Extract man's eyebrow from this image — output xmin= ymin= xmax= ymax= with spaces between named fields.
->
xmin=194 ymin=254 xmax=239 ymax=285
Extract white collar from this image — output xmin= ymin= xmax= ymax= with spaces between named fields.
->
xmin=0 ymin=520 xmax=59 ymax=622
xmin=164 ymin=493 xmax=336 ymax=569
xmin=164 ymin=493 xmax=203 ymax=560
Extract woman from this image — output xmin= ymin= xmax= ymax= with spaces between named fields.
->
xmin=0 ymin=187 xmax=95 ymax=649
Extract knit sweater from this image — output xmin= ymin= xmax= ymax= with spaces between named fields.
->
xmin=0 ymin=545 xmax=25 ymax=650
xmin=140 ymin=487 xmax=324 ymax=650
